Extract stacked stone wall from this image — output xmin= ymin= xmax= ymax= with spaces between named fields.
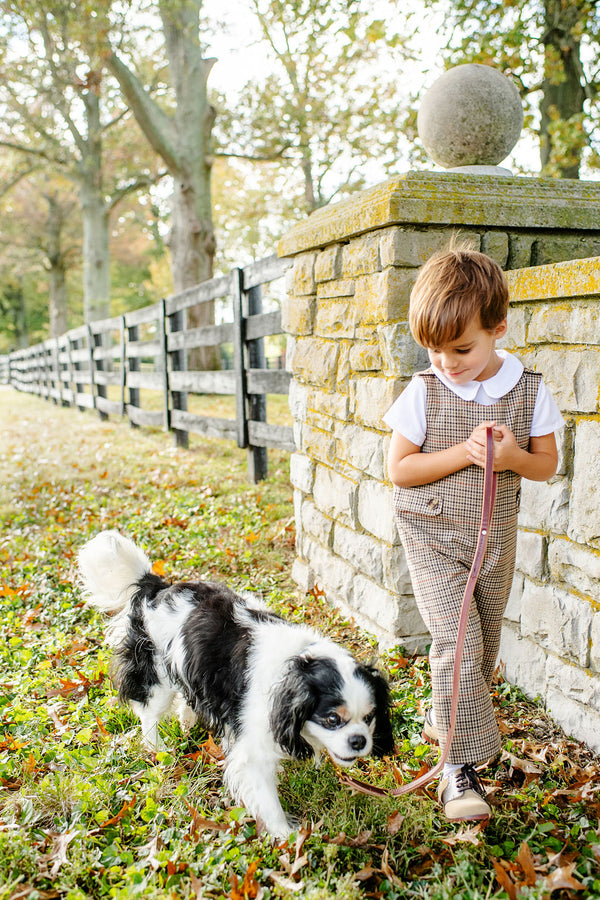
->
xmin=280 ymin=171 xmax=600 ymax=753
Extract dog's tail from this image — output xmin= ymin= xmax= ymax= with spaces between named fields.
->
xmin=78 ymin=530 xmax=152 ymax=613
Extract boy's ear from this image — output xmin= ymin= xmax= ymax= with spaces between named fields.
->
xmin=494 ymin=318 xmax=508 ymax=340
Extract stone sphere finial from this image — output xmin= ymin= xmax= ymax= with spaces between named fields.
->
xmin=417 ymin=63 xmax=524 ymax=174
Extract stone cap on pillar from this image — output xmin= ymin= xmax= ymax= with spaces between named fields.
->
xmin=278 ymin=171 xmax=600 ymax=257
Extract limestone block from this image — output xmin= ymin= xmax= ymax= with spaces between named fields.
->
xmin=312 ymin=465 xmax=358 ymax=528
xmin=291 ymin=557 xmax=315 ymax=594
xmin=532 ymin=236 xmax=600 ymax=266
xmin=290 ymin=452 xmax=314 ymax=493
xmin=503 ymin=572 xmax=524 ymax=624
xmin=281 ymin=294 xmax=315 ymax=336
xmin=379 ymin=227 xmax=475 ymax=267
xmin=481 ymin=231 xmax=509 ymax=266
xmin=499 ymin=626 xmax=547 ymax=700
xmin=315 ymin=298 xmax=355 ymax=339
xmin=302 ymin=499 xmax=334 ymax=547
xmin=525 ymin=347 xmax=600 ymax=413
xmin=548 ymin=536 xmax=600 ymax=598
xmin=335 ymin=343 xmax=351 ymax=394
xmin=378 ymin=324 xmax=430 ymax=377
xmin=304 ymin=538 xmax=356 ymax=600
xmin=353 ymin=376 xmax=402 ymax=430
xmin=290 ymin=338 xmax=339 ymax=390
xmin=291 ymin=252 xmax=317 ymax=295
xmin=307 ymin=388 xmax=349 ymax=421
xmin=357 ymin=478 xmax=397 ymax=544
xmin=499 ymin=305 xmax=527 ymax=350
xmin=547 ymin=656 xmax=600 ymax=715
xmin=335 ymin=422 xmax=385 ymax=480
xmin=288 ymin=379 xmax=308 ymax=422
xmin=354 ymin=268 xmax=415 ymax=326
xmin=349 ymin=341 xmax=382 ymax=373
xmin=333 ymin=523 xmax=384 ymax=583
xmin=518 ymin=478 xmax=569 ymax=535
xmin=545 ymin=687 xmax=600 ymax=754
xmin=515 ymin=530 xmax=547 ymax=581
xmin=507 ymin=234 xmax=535 ymax=270
xmin=381 ymin=541 xmax=413 ymax=591
xmin=351 ymin=574 xmax=404 ymax=635
xmin=528 ymin=303 xmax=600 ymax=345
xmin=520 ymin=581 xmax=592 ymax=667
xmin=591 ymin=613 xmax=600 ymax=673
xmin=301 ymin=424 xmax=337 ymax=466
xmin=569 ymin=419 xmax=600 ymax=546
xmin=342 ymin=233 xmax=381 ymax=277
xmin=316 ymin=280 xmax=356 ymax=299
xmin=315 ymin=245 xmax=342 ymax=283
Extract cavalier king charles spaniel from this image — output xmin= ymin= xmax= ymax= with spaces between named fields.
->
xmin=78 ymin=530 xmax=394 ymax=838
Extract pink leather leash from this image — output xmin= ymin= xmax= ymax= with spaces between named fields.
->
xmin=341 ymin=425 xmax=498 ymax=799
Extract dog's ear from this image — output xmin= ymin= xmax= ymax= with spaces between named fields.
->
xmin=269 ymin=657 xmax=318 ymax=760
xmin=357 ymin=664 xmax=395 ymax=757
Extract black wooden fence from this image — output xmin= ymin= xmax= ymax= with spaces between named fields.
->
xmin=0 ymin=255 xmax=295 ymax=481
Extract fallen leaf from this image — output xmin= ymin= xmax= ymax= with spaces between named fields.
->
xmin=387 ymin=810 xmax=405 ymax=835
xmin=100 ymin=796 xmax=136 ymax=828
xmin=543 ymin=862 xmax=586 ymax=894
xmin=442 ymin=822 xmax=487 ymax=846
xmin=48 ymin=829 xmax=77 ymax=877
xmin=516 ymin=841 xmax=538 ymax=886
xmin=492 ymin=859 xmax=517 ymax=900
xmin=230 ymin=860 xmax=260 ymax=900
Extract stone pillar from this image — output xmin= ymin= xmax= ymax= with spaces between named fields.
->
xmin=279 ymin=171 xmax=600 ymax=649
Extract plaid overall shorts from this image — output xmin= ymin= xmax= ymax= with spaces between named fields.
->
xmin=393 ymin=368 xmax=541 ymax=764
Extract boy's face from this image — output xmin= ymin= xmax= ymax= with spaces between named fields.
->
xmin=426 ymin=317 xmax=508 ymax=384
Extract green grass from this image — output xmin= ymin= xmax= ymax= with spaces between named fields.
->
xmin=1 ymin=386 xmax=599 ymax=899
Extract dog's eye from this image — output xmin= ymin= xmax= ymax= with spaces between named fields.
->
xmin=363 ymin=711 xmax=375 ymax=725
xmin=324 ymin=712 xmax=342 ymax=729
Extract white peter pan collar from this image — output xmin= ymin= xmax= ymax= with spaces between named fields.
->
xmin=431 ymin=350 xmax=524 ymax=402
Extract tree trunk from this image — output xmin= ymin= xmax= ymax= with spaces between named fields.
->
xmin=45 ymin=194 xmax=69 ymax=338
xmin=540 ymin=0 xmax=587 ymax=178
xmin=109 ymin=0 xmax=218 ymax=368
xmin=160 ymin=0 xmax=218 ymax=368
xmin=79 ymin=89 xmax=111 ymax=323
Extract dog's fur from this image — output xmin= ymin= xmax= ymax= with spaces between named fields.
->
xmin=78 ymin=530 xmax=394 ymax=837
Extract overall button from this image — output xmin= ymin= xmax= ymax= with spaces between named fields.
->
xmin=427 ymin=497 xmax=442 ymax=514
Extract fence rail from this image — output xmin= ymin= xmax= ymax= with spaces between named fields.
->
xmin=0 ymin=255 xmax=294 ymax=481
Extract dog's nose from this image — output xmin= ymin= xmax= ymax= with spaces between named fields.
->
xmin=349 ymin=734 xmax=367 ymax=751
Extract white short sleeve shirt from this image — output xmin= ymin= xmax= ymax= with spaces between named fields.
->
xmin=383 ymin=351 xmax=563 ymax=447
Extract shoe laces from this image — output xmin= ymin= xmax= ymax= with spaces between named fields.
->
xmin=455 ymin=764 xmax=485 ymax=797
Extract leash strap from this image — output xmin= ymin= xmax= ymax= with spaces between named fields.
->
xmin=341 ymin=425 xmax=498 ymax=799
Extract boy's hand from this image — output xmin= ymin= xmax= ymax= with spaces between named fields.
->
xmin=466 ymin=421 xmax=518 ymax=472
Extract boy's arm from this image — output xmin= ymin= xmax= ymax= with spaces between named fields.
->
xmin=467 ymin=425 xmax=558 ymax=481
xmin=387 ymin=430 xmax=471 ymax=487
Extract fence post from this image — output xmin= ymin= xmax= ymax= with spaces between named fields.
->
xmin=245 ymin=281 xmax=268 ymax=482
xmin=92 ymin=327 xmax=108 ymax=421
xmin=159 ymin=298 xmax=171 ymax=432
xmin=119 ymin=316 xmax=126 ymax=417
xmin=232 ymin=267 xmax=248 ymax=452
xmin=127 ymin=322 xmax=140 ymax=428
xmin=169 ymin=307 xmax=189 ymax=448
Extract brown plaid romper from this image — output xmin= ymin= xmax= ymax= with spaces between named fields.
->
xmin=393 ymin=368 xmax=541 ymax=764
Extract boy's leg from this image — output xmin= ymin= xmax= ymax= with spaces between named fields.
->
xmin=399 ymin=538 xmax=502 ymax=765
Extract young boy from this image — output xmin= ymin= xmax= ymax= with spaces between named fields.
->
xmin=383 ymin=244 xmax=562 ymax=822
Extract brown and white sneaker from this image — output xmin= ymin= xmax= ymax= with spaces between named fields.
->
xmin=438 ymin=764 xmax=492 ymax=822
xmin=422 ymin=708 xmax=439 ymax=745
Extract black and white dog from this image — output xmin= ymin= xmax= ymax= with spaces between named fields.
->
xmin=78 ymin=530 xmax=394 ymax=838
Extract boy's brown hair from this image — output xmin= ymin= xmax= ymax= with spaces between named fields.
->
xmin=409 ymin=241 xmax=509 ymax=348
